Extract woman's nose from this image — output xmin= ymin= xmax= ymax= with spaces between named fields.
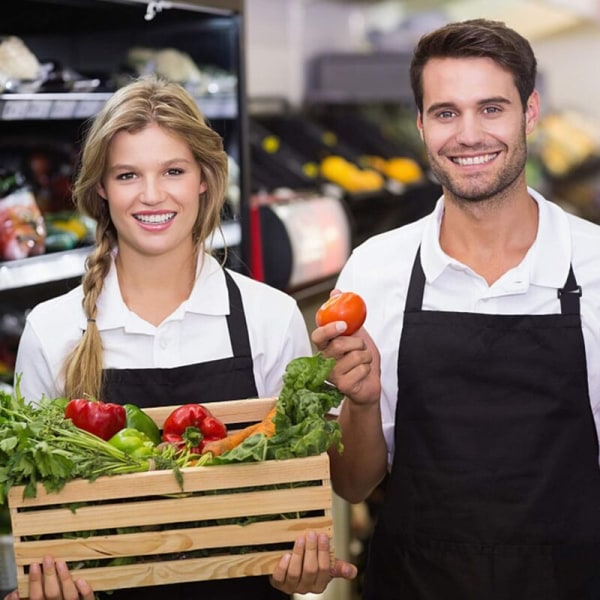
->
xmin=140 ymin=178 xmax=163 ymax=204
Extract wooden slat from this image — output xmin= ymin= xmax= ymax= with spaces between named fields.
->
xmin=8 ymin=453 xmax=330 ymax=508
xmin=12 ymin=485 xmax=332 ymax=537
xmin=13 ymin=516 xmax=333 ymax=563
xmin=144 ymin=397 xmax=277 ymax=428
xmin=17 ymin=549 xmax=291 ymax=596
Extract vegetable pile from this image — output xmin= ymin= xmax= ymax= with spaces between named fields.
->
xmin=0 ymin=354 xmax=343 ymax=505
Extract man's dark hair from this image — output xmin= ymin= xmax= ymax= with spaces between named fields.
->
xmin=409 ymin=19 xmax=537 ymax=113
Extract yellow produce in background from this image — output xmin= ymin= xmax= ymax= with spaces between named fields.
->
xmin=320 ymin=155 xmax=384 ymax=193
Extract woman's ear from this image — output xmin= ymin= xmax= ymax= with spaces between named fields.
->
xmin=96 ymin=182 xmax=107 ymax=200
xmin=199 ymin=180 xmax=207 ymax=195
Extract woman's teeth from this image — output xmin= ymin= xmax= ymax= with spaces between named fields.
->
xmin=134 ymin=212 xmax=176 ymax=224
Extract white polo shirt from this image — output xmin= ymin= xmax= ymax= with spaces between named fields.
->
xmin=15 ymin=253 xmax=312 ymax=403
xmin=336 ymin=188 xmax=600 ymax=466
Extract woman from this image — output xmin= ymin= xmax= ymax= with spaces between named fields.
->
xmin=6 ymin=76 xmax=356 ymax=600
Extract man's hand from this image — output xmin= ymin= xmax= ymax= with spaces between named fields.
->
xmin=312 ymin=291 xmax=381 ymax=407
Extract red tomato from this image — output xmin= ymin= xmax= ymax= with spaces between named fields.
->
xmin=316 ymin=291 xmax=367 ymax=335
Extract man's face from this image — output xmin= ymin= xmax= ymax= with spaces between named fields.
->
xmin=417 ymin=57 xmax=539 ymax=203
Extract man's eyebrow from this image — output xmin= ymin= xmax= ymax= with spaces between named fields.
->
xmin=425 ymin=96 xmax=513 ymax=116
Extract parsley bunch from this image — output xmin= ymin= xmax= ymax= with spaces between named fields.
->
xmin=0 ymin=380 xmax=155 ymax=505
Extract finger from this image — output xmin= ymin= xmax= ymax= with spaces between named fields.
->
xmin=285 ymin=534 xmax=306 ymax=583
xmin=42 ymin=555 xmax=61 ymax=599
xmin=330 ymin=558 xmax=358 ymax=580
xmin=310 ymin=533 xmax=334 ymax=592
xmin=74 ymin=578 xmax=95 ymax=600
xmin=26 ymin=562 xmax=43 ymax=600
xmin=300 ymin=531 xmax=320 ymax=585
xmin=311 ymin=321 xmax=347 ymax=350
xmin=55 ymin=560 xmax=80 ymax=600
xmin=4 ymin=591 xmax=19 ymax=600
xmin=270 ymin=552 xmax=292 ymax=587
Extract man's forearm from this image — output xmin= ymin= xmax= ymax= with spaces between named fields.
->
xmin=328 ymin=398 xmax=388 ymax=504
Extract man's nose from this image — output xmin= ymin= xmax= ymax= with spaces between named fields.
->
xmin=455 ymin=114 xmax=484 ymax=146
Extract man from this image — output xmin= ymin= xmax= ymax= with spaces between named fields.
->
xmin=313 ymin=19 xmax=600 ymax=600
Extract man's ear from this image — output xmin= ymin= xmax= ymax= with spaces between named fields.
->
xmin=416 ymin=111 xmax=424 ymax=141
xmin=525 ymin=89 xmax=541 ymax=135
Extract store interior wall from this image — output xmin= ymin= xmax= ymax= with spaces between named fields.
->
xmin=245 ymin=0 xmax=600 ymax=123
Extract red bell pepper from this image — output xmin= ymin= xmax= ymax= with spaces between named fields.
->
xmin=162 ymin=403 xmax=227 ymax=454
xmin=64 ymin=398 xmax=126 ymax=441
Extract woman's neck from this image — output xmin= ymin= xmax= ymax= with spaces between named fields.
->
xmin=115 ymin=246 xmax=198 ymax=326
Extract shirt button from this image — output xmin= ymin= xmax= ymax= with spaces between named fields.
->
xmin=159 ymin=337 xmax=169 ymax=349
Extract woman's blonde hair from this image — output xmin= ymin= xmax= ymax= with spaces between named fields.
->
xmin=62 ymin=75 xmax=229 ymax=400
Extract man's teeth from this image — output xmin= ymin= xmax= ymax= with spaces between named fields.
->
xmin=452 ymin=153 xmax=497 ymax=165
xmin=135 ymin=212 xmax=175 ymax=224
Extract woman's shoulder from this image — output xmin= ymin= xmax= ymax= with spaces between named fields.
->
xmin=226 ymin=268 xmax=298 ymax=307
xmin=26 ymin=285 xmax=84 ymax=327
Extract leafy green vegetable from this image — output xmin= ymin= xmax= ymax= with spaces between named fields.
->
xmin=0 ymin=379 xmax=176 ymax=505
xmin=212 ymin=353 xmax=344 ymax=464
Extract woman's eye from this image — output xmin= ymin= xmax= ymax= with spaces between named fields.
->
xmin=116 ymin=172 xmax=136 ymax=181
xmin=166 ymin=168 xmax=184 ymax=176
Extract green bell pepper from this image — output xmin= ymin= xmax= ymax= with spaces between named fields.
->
xmin=123 ymin=403 xmax=161 ymax=445
xmin=108 ymin=428 xmax=156 ymax=458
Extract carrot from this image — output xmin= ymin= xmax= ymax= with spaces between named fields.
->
xmin=202 ymin=405 xmax=277 ymax=457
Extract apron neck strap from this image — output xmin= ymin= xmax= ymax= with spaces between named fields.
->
xmin=557 ymin=265 xmax=582 ymax=315
xmin=224 ymin=270 xmax=252 ymax=356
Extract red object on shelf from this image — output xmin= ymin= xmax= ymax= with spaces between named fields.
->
xmin=248 ymin=194 xmax=267 ymax=281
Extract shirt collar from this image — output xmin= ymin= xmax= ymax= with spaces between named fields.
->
xmin=81 ymin=252 xmax=229 ymax=332
xmin=420 ymin=187 xmax=572 ymax=289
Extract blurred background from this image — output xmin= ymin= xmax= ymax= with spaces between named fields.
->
xmin=3 ymin=1 xmax=600 ymax=598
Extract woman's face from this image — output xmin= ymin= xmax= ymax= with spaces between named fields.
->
xmin=97 ymin=122 xmax=206 ymax=261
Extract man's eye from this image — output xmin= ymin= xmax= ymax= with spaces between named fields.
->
xmin=438 ymin=110 xmax=455 ymax=119
xmin=484 ymin=106 xmax=501 ymax=114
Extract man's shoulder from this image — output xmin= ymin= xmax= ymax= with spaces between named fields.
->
xmin=352 ymin=215 xmax=428 ymax=260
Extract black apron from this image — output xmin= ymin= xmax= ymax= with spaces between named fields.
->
xmin=99 ymin=270 xmax=288 ymax=600
xmin=364 ymin=248 xmax=600 ymax=600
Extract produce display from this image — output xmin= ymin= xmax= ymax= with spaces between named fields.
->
xmin=0 ymin=170 xmax=46 ymax=261
xmin=0 ymin=354 xmax=344 ymax=595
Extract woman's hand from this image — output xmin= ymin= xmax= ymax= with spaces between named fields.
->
xmin=270 ymin=532 xmax=357 ymax=595
xmin=3 ymin=556 xmax=94 ymax=600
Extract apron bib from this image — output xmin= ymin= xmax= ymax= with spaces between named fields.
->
xmin=99 ymin=271 xmax=288 ymax=600
xmin=364 ymin=248 xmax=600 ymax=600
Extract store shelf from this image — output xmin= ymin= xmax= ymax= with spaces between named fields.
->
xmin=0 ymin=92 xmax=237 ymax=121
xmin=0 ymin=220 xmax=241 ymax=291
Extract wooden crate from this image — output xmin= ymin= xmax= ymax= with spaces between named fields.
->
xmin=7 ymin=398 xmax=334 ymax=597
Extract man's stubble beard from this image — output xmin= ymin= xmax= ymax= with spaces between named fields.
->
xmin=425 ymin=127 xmax=529 ymax=207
